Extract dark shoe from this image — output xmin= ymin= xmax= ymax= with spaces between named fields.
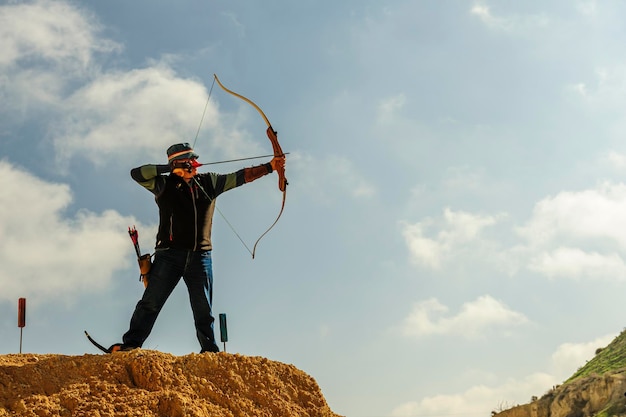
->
xmin=107 ymin=343 xmax=137 ymax=353
xmin=200 ymin=345 xmax=220 ymax=353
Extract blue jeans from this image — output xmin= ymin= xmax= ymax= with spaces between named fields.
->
xmin=122 ymin=248 xmax=219 ymax=352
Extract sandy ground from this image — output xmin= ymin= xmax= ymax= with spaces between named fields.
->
xmin=0 ymin=350 xmax=341 ymax=417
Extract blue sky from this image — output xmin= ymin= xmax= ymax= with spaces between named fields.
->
xmin=2 ymin=1 xmax=626 ymax=416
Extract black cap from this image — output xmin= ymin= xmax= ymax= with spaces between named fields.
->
xmin=167 ymin=143 xmax=199 ymax=163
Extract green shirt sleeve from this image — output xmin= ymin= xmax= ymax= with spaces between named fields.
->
xmin=130 ymin=164 xmax=170 ymax=194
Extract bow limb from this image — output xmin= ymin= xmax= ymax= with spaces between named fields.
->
xmin=214 ymin=74 xmax=271 ymax=126
xmin=213 ymin=74 xmax=288 ymax=258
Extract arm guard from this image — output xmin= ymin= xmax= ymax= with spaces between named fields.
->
xmin=243 ymin=163 xmax=273 ymax=183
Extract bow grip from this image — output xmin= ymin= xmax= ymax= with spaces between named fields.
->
xmin=266 ymin=127 xmax=288 ymax=192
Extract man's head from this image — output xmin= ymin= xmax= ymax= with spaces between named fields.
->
xmin=167 ymin=143 xmax=199 ymax=163
xmin=167 ymin=143 xmax=200 ymax=181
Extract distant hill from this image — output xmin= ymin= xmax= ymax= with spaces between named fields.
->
xmin=495 ymin=330 xmax=626 ymax=417
xmin=0 ymin=350 xmax=342 ymax=417
xmin=567 ymin=329 xmax=626 ymax=383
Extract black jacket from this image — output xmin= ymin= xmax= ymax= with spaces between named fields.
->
xmin=131 ymin=163 xmax=272 ymax=251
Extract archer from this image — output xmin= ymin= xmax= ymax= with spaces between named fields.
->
xmin=108 ymin=142 xmax=285 ymax=353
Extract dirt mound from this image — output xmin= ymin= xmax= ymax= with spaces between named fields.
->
xmin=0 ymin=350 xmax=341 ymax=417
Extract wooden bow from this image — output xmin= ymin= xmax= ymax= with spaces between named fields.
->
xmin=213 ymin=74 xmax=288 ymax=258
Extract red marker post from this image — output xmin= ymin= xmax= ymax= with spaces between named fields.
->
xmin=18 ymin=298 xmax=26 ymax=353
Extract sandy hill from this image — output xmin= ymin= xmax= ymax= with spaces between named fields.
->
xmin=0 ymin=350 xmax=342 ymax=417
xmin=495 ymin=329 xmax=626 ymax=417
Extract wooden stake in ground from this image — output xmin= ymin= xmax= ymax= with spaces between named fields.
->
xmin=219 ymin=313 xmax=228 ymax=352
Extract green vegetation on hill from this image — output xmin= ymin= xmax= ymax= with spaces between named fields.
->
xmin=566 ymin=329 xmax=626 ymax=383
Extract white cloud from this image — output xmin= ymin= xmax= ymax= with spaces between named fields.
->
xmin=403 ymin=182 xmax=626 ymax=281
xmin=52 ymin=66 xmax=223 ymax=166
xmin=551 ymin=334 xmax=614 ymax=378
xmin=567 ymin=66 xmax=626 ymax=116
xmin=470 ymin=3 xmax=549 ymax=34
xmin=0 ymin=0 xmax=261 ymax=168
xmin=529 ymin=247 xmax=626 ymax=280
xmin=605 ymin=151 xmax=626 ymax=171
xmin=516 ymin=183 xmax=626 ymax=278
xmin=401 ymin=295 xmax=529 ymax=339
xmin=391 ymin=372 xmax=555 ymax=417
xmin=0 ymin=160 xmax=145 ymax=304
xmin=0 ymin=0 xmax=121 ymax=115
xmin=391 ymin=334 xmax=612 ymax=417
xmin=402 ymin=208 xmax=501 ymax=269
xmin=470 ymin=4 xmax=501 ymax=27
xmin=0 ymin=0 xmax=119 ymax=69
